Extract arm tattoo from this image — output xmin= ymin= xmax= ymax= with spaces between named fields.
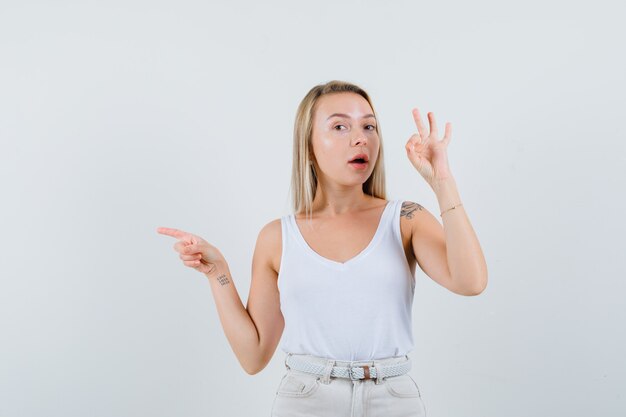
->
xmin=400 ymin=201 xmax=424 ymax=219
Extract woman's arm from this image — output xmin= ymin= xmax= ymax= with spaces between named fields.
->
xmin=430 ymin=175 xmax=487 ymax=295
xmin=407 ymin=176 xmax=487 ymax=296
xmin=204 ymin=220 xmax=284 ymax=374
xmin=204 ymin=259 xmax=264 ymax=373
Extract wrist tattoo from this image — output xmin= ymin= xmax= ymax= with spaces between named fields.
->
xmin=216 ymin=273 xmax=230 ymax=286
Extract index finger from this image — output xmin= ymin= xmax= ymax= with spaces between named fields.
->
xmin=412 ymin=108 xmax=428 ymax=138
xmin=156 ymin=227 xmax=190 ymax=239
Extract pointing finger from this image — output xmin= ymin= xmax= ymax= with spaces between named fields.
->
xmin=157 ymin=227 xmax=189 ymax=239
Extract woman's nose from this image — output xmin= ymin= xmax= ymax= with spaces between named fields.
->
xmin=351 ymin=134 xmax=367 ymax=146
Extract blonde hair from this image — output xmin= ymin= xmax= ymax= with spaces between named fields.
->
xmin=289 ymin=80 xmax=387 ymax=220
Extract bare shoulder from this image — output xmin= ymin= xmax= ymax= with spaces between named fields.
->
xmin=400 ymin=201 xmax=426 ymax=219
xmin=399 ymin=201 xmax=427 ymax=236
xmin=398 ymin=200 xmax=442 ymax=272
xmin=256 ymin=218 xmax=282 ymax=274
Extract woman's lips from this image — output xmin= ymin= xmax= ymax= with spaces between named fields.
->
xmin=348 ymin=161 xmax=369 ymax=170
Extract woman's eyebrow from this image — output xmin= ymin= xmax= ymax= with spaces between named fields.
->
xmin=326 ymin=113 xmax=376 ymax=120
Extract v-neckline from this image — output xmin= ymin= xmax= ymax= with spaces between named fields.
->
xmin=289 ymin=200 xmax=393 ymax=270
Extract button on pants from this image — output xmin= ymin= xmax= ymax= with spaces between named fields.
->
xmin=271 ymin=353 xmax=427 ymax=417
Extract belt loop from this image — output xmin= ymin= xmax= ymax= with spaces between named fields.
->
xmin=320 ymin=359 xmax=335 ymax=385
xmin=284 ymin=353 xmax=292 ymax=370
xmin=373 ymin=359 xmax=384 ymax=385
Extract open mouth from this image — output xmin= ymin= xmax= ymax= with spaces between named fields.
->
xmin=348 ymin=158 xmax=369 ymax=169
xmin=348 ymin=153 xmax=369 ymax=164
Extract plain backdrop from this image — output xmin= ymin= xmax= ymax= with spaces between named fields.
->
xmin=1 ymin=0 xmax=625 ymax=416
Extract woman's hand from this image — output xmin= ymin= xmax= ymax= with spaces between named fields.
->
xmin=405 ymin=107 xmax=453 ymax=186
xmin=157 ymin=227 xmax=225 ymax=275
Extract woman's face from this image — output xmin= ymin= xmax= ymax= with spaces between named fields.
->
xmin=310 ymin=92 xmax=380 ymax=187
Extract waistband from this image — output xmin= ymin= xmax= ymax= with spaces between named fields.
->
xmin=284 ymin=352 xmax=412 ymax=385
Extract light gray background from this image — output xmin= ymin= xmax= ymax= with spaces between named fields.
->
xmin=1 ymin=0 xmax=624 ymax=416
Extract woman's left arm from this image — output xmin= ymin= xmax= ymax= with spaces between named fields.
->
xmin=431 ymin=175 xmax=488 ymax=294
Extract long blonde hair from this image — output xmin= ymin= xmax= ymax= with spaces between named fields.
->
xmin=289 ymin=80 xmax=387 ymax=220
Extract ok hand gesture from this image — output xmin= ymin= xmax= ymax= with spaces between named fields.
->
xmin=405 ymin=108 xmax=453 ymax=187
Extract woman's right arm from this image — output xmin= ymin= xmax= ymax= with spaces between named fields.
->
xmin=204 ymin=219 xmax=284 ymax=375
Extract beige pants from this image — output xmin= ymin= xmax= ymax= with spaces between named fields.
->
xmin=271 ymin=353 xmax=427 ymax=417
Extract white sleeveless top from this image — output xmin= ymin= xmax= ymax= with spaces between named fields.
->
xmin=277 ymin=199 xmax=415 ymax=362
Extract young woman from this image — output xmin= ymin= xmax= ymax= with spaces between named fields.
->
xmin=157 ymin=80 xmax=488 ymax=416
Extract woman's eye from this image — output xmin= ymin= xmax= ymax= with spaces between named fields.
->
xmin=333 ymin=124 xmax=376 ymax=131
